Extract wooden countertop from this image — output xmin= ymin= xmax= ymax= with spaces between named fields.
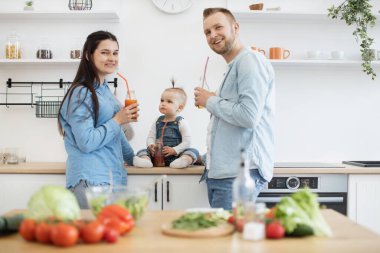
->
xmin=1 ymin=209 xmax=379 ymax=253
xmin=1 ymin=162 xmax=380 ymax=174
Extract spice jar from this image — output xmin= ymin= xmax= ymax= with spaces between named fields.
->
xmin=5 ymin=33 xmax=21 ymax=59
xmin=36 ymin=39 xmax=53 ymax=59
xmin=153 ymin=140 xmax=165 ymax=167
xmin=70 ymin=38 xmax=83 ymax=59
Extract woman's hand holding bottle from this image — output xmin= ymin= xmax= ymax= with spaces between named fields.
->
xmin=113 ymin=103 xmax=139 ymax=125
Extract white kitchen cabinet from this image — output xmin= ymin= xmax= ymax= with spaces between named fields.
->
xmin=348 ymin=174 xmax=380 ymax=235
xmin=128 ymin=175 xmax=210 ymax=211
xmin=0 ymin=174 xmax=65 ymax=215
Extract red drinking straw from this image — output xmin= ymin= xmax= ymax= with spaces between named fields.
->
xmin=117 ymin=72 xmax=132 ymax=99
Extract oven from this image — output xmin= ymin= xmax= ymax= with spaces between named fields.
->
xmin=257 ymin=174 xmax=347 ymax=215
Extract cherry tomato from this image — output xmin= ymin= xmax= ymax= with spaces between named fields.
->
xmin=227 ymin=216 xmax=235 ymax=224
xmin=103 ymin=228 xmax=119 ymax=243
xmin=80 ymin=220 xmax=105 ymax=244
xmin=50 ymin=223 xmax=79 ymax=247
xmin=35 ymin=222 xmax=51 ymax=244
xmin=266 ymin=221 xmax=285 ymax=239
xmin=265 ymin=207 xmax=276 ymax=221
xmin=235 ymin=219 xmax=244 ymax=233
xmin=19 ymin=219 xmax=36 ymax=241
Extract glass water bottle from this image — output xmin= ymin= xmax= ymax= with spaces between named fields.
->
xmin=232 ymin=149 xmax=256 ymax=233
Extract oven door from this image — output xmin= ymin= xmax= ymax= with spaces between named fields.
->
xmin=257 ymin=192 xmax=347 ymax=215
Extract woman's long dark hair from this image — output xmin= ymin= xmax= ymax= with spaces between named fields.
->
xmin=58 ymin=31 xmax=119 ymax=136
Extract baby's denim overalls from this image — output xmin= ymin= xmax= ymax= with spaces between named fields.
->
xmin=137 ymin=116 xmax=199 ymax=166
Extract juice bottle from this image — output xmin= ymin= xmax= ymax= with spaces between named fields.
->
xmin=124 ymin=90 xmax=137 ymax=107
xmin=153 ymin=140 xmax=165 ymax=167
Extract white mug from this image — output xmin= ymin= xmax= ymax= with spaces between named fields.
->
xmin=307 ymin=50 xmax=322 ymax=59
xmin=331 ymin=50 xmax=345 ymax=60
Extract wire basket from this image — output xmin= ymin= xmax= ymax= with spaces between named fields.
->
xmin=35 ymin=99 xmax=62 ymax=118
xmin=68 ymin=0 xmax=92 ymax=10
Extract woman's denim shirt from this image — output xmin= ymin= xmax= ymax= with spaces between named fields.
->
xmin=59 ymin=81 xmax=134 ymax=187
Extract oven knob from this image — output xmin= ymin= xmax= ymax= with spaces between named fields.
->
xmin=286 ymin=176 xmax=300 ymax=189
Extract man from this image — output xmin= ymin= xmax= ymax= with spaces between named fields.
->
xmin=194 ymin=8 xmax=275 ymax=210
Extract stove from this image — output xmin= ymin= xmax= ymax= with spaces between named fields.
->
xmin=258 ymin=173 xmax=348 ymax=215
xmin=342 ymin=161 xmax=380 ymax=167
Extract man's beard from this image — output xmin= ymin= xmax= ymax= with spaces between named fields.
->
xmin=211 ymin=36 xmax=236 ymax=56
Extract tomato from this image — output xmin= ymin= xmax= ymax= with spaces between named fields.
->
xmin=227 ymin=216 xmax=235 ymax=224
xmin=235 ymin=219 xmax=244 ymax=233
xmin=50 ymin=223 xmax=79 ymax=247
xmin=80 ymin=220 xmax=105 ymax=244
xmin=19 ymin=219 xmax=36 ymax=241
xmin=265 ymin=207 xmax=276 ymax=221
xmin=266 ymin=221 xmax=285 ymax=239
xmin=103 ymin=228 xmax=119 ymax=243
xmin=35 ymin=222 xmax=52 ymax=244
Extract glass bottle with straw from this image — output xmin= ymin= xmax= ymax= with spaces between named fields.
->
xmin=117 ymin=72 xmax=138 ymax=119
xmin=153 ymin=121 xmax=168 ymax=167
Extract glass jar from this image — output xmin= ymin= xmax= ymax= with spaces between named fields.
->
xmin=242 ymin=202 xmax=266 ymax=241
xmin=232 ymin=149 xmax=256 ymax=233
xmin=5 ymin=34 xmax=21 ymax=59
xmin=70 ymin=38 xmax=83 ymax=59
xmin=36 ymin=40 xmax=53 ymax=59
xmin=153 ymin=140 xmax=165 ymax=167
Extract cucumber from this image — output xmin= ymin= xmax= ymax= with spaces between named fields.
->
xmin=287 ymin=224 xmax=314 ymax=237
xmin=0 ymin=213 xmax=24 ymax=235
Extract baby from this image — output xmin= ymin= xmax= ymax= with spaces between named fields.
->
xmin=133 ymin=87 xmax=199 ymax=168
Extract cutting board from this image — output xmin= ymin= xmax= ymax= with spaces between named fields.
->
xmin=161 ymin=223 xmax=234 ymax=238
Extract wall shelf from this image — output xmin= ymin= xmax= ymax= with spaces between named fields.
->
xmin=0 ymin=59 xmax=80 ymax=65
xmin=270 ymin=60 xmax=380 ymax=69
xmin=233 ymin=11 xmax=380 ymax=23
xmin=0 ymin=11 xmax=119 ymax=23
xmin=271 ymin=59 xmax=380 ymax=67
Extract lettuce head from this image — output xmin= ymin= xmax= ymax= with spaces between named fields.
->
xmin=27 ymin=185 xmax=81 ymax=221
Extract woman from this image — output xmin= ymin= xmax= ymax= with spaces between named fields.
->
xmin=58 ymin=31 xmax=139 ymax=208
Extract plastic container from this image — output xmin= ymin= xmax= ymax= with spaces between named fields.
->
xmin=5 ymin=33 xmax=21 ymax=59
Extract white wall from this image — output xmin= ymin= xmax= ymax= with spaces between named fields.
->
xmin=0 ymin=0 xmax=379 ymax=163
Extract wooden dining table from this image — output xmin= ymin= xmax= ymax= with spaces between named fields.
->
xmin=1 ymin=209 xmax=380 ymax=253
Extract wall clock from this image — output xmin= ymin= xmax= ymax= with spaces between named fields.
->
xmin=151 ymin=0 xmax=193 ymax=14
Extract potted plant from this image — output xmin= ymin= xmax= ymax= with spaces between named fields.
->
xmin=328 ymin=0 xmax=377 ymax=80
xmin=24 ymin=1 xmax=34 ymax=11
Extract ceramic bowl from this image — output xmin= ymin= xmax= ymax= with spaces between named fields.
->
xmin=249 ymin=3 xmax=264 ymax=11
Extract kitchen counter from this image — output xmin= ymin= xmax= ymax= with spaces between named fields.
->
xmin=1 ymin=209 xmax=379 ymax=253
xmin=1 ymin=162 xmax=380 ymax=174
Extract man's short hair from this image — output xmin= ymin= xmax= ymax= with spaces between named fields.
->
xmin=203 ymin=7 xmax=236 ymax=23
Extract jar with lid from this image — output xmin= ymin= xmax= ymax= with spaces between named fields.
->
xmin=36 ymin=39 xmax=53 ymax=59
xmin=5 ymin=33 xmax=21 ymax=59
xmin=70 ymin=38 xmax=83 ymax=59
xmin=242 ymin=202 xmax=266 ymax=241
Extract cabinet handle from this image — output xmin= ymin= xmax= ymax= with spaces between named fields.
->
xmin=154 ymin=182 xmax=158 ymax=202
xmin=166 ymin=181 xmax=170 ymax=202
